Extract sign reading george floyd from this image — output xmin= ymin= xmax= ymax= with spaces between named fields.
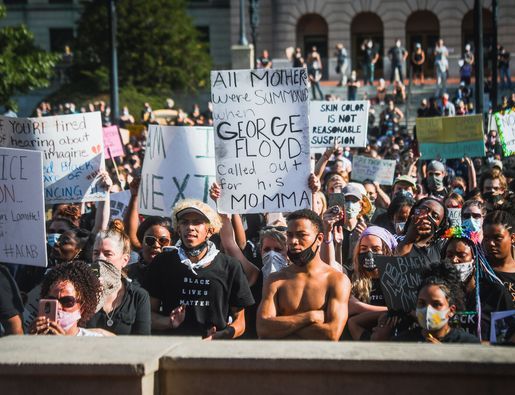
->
xmin=310 ymin=100 xmax=369 ymax=148
xmin=211 ymin=68 xmax=311 ymax=213
xmin=351 ymin=155 xmax=396 ymax=185
xmin=0 ymin=112 xmax=106 ymax=203
xmin=139 ymin=126 xmax=216 ymax=216
xmin=0 ymin=147 xmax=47 ymax=267
xmin=375 ymin=255 xmax=429 ymax=312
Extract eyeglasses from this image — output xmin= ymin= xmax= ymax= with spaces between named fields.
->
xmin=462 ymin=213 xmax=482 ymax=219
xmin=144 ymin=235 xmax=171 ymax=247
xmin=46 ymin=295 xmax=78 ymax=308
xmin=262 ymin=226 xmax=287 ymax=232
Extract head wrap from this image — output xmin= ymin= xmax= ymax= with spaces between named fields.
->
xmin=360 ymin=226 xmax=398 ymax=251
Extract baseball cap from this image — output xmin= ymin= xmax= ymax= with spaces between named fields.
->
xmin=393 ymin=175 xmax=417 ymax=188
xmin=427 ymin=160 xmax=446 ymax=172
xmin=175 ymin=207 xmax=210 ymax=223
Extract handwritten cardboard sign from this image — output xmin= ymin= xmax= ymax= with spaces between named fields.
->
xmin=310 ymin=100 xmax=369 ymax=148
xmin=351 ymin=155 xmax=396 ymax=185
xmin=375 ymin=255 xmax=430 ymax=312
xmin=0 ymin=147 xmax=47 ymax=267
xmin=110 ymin=190 xmax=131 ymax=220
xmin=103 ymin=125 xmax=125 ymax=159
xmin=416 ymin=115 xmax=485 ymax=159
xmin=493 ymin=110 xmax=515 ymax=157
xmin=139 ymin=126 xmax=216 ymax=216
xmin=0 ymin=113 xmax=105 ymax=203
xmin=211 ymin=68 xmax=311 ymax=213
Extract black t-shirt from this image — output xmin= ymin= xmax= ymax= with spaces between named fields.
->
xmin=144 ymin=250 xmax=255 ymax=336
xmin=388 ymin=46 xmax=406 ymax=65
xmin=403 ymin=238 xmax=446 ymax=264
xmin=369 ymin=278 xmax=386 ymax=306
xmin=0 ymin=264 xmax=24 ymax=322
xmin=363 ymin=48 xmax=377 ymax=64
xmin=394 ymin=327 xmax=480 ymax=343
xmin=493 ymin=270 xmax=515 ymax=303
xmin=87 ymin=279 xmax=151 ymax=335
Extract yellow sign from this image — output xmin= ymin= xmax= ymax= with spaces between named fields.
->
xmin=416 ymin=115 xmax=483 ymax=143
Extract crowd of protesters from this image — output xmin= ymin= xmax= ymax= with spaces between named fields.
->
xmin=1 ymin=46 xmax=515 ymax=345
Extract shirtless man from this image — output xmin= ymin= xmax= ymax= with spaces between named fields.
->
xmin=257 ymin=209 xmax=351 ymax=340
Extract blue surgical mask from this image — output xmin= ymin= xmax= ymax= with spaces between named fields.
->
xmin=452 ymin=187 xmax=464 ymax=196
xmin=47 ymin=233 xmax=61 ymax=247
xmin=462 ymin=217 xmax=482 ymax=232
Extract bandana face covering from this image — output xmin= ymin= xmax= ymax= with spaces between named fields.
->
xmin=94 ymin=259 xmax=122 ymax=312
xmin=427 ymin=174 xmax=444 ymax=191
xmin=345 ymin=201 xmax=361 ymax=219
xmin=454 ymin=261 xmax=474 ymax=283
xmin=287 ymin=238 xmax=319 ymax=267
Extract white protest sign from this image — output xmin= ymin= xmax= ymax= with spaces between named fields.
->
xmin=110 ymin=190 xmax=131 ymax=220
xmin=0 ymin=113 xmax=105 ymax=203
xmin=310 ymin=100 xmax=369 ymax=149
xmin=351 ymin=155 xmax=396 ymax=185
xmin=447 ymin=207 xmax=462 ymax=227
xmin=211 ymin=68 xmax=311 ymax=213
xmin=139 ymin=126 xmax=216 ymax=216
xmin=493 ymin=110 xmax=515 ymax=156
xmin=0 ymin=147 xmax=47 ymax=267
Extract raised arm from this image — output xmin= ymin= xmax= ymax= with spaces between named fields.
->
xmin=92 ymin=171 xmax=113 ymax=234
xmin=123 ymin=176 xmax=142 ymax=250
xmin=374 ymin=182 xmax=391 ymax=208
xmin=295 ymin=271 xmax=351 ymax=341
xmin=231 ymin=214 xmax=247 ymax=251
xmin=464 ymin=157 xmax=477 ymax=191
xmin=257 ymin=278 xmax=324 ymax=339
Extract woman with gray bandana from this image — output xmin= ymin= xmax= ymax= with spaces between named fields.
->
xmin=87 ymin=220 xmax=151 ymax=335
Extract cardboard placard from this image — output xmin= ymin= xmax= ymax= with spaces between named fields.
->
xmin=416 ymin=115 xmax=485 ymax=159
xmin=109 ymin=190 xmax=131 ymax=220
xmin=211 ymin=68 xmax=311 ymax=213
xmin=493 ymin=110 xmax=515 ymax=157
xmin=310 ymin=100 xmax=369 ymax=148
xmin=139 ymin=126 xmax=216 ymax=216
xmin=0 ymin=147 xmax=47 ymax=267
xmin=351 ymin=155 xmax=396 ymax=185
xmin=103 ymin=125 xmax=125 ymax=159
xmin=375 ymin=255 xmax=430 ymax=312
xmin=0 ymin=113 xmax=105 ymax=203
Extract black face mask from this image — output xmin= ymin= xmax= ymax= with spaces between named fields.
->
xmin=358 ymin=251 xmax=379 ymax=272
xmin=287 ymin=237 xmax=319 ymax=267
xmin=482 ymin=192 xmax=503 ymax=206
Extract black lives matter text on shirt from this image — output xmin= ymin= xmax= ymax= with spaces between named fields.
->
xmin=144 ymin=250 xmax=254 ymax=336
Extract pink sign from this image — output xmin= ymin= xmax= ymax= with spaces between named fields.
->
xmin=103 ymin=125 xmax=124 ymax=159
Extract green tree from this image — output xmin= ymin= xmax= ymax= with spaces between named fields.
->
xmin=73 ymin=0 xmax=211 ymax=92
xmin=0 ymin=5 xmax=60 ymax=109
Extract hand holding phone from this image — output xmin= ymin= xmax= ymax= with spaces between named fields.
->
xmin=38 ymin=299 xmax=58 ymax=322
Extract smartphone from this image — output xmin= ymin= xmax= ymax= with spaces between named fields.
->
xmin=327 ymin=192 xmax=345 ymax=209
xmin=38 ymin=299 xmax=58 ymax=322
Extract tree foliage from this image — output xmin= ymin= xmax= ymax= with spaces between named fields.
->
xmin=0 ymin=5 xmax=60 ymax=108
xmin=73 ymin=0 xmax=211 ymax=92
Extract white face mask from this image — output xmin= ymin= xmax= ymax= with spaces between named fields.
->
xmin=454 ymin=260 xmax=474 ymax=283
xmin=345 ymin=201 xmax=362 ymax=219
xmin=416 ymin=305 xmax=450 ymax=331
xmin=261 ymin=250 xmax=288 ymax=280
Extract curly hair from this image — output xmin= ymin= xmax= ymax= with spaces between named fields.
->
xmin=40 ymin=261 xmax=101 ymax=325
xmin=418 ymin=261 xmax=465 ymax=311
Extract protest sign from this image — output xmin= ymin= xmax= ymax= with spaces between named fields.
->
xmin=0 ymin=147 xmax=47 ymax=267
xmin=211 ymin=68 xmax=311 ymax=213
xmin=110 ymin=190 xmax=131 ymax=220
xmin=493 ymin=110 xmax=515 ymax=157
xmin=103 ymin=125 xmax=125 ymax=159
xmin=447 ymin=207 xmax=462 ymax=227
xmin=351 ymin=155 xmax=396 ymax=185
xmin=416 ymin=115 xmax=485 ymax=159
xmin=139 ymin=126 xmax=216 ymax=216
xmin=490 ymin=309 xmax=515 ymax=343
xmin=310 ymin=100 xmax=369 ymax=149
xmin=127 ymin=124 xmax=146 ymax=138
xmin=375 ymin=255 xmax=429 ymax=312
xmin=0 ymin=112 xmax=105 ymax=203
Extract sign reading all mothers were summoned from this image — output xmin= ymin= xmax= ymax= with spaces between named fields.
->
xmin=211 ymin=68 xmax=311 ymax=214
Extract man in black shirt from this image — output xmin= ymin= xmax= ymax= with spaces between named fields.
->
xmin=388 ymin=39 xmax=408 ymax=83
xmin=144 ymin=199 xmax=254 ymax=338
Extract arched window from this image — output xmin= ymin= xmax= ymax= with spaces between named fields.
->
xmin=350 ymin=12 xmax=384 ymax=79
xmin=296 ymin=14 xmax=328 ymax=79
xmin=406 ymin=11 xmax=440 ymax=76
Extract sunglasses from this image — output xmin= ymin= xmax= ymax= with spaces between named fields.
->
xmin=144 ymin=235 xmax=171 ymax=247
xmin=46 ymin=295 xmax=78 ymax=308
xmin=262 ymin=226 xmax=287 ymax=232
xmin=462 ymin=213 xmax=482 ymax=219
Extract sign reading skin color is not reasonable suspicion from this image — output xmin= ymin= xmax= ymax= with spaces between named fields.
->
xmin=0 ymin=112 xmax=106 ymax=203
xmin=0 ymin=147 xmax=47 ymax=267
xmin=210 ymin=68 xmax=312 ymax=214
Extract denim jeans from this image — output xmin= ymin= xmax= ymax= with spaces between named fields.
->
xmin=363 ymin=63 xmax=375 ymax=85
xmin=500 ymin=65 xmax=512 ymax=89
